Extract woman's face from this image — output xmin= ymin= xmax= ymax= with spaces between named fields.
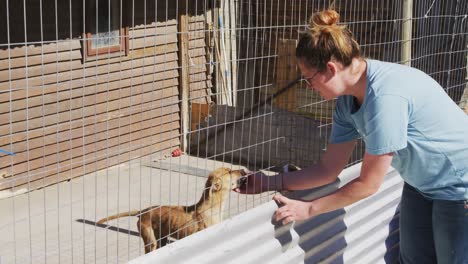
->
xmin=297 ymin=60 xmax=344 ymax=100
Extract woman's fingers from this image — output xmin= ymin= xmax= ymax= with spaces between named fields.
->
xmin=273 ymin=194 xmax=313 ymax=224
xmin=273 ymin=194 xmax=290 ymax=205
xmin=276 ymin=209 xmax=294 ymax=224
xmin=274 ymin=195 xmax=294 ymax=223
xmin=283 ymin=216 xmax=294 ymax=225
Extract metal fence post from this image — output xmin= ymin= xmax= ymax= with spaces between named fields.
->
xmin=402 ymin=0 xmax=413 ymax=66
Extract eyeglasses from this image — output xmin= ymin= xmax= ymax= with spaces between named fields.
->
xmin=302 ymin=71 xmax=320 ymax=87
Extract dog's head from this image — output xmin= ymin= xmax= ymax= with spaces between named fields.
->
xmin=206 ymin=167 xmax=247 ymax=192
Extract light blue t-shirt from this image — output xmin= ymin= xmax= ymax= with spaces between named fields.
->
xmin=329 ymin=59 xmax=468 ymax=200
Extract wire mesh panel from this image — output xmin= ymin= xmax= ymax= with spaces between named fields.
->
xmin=0 ymin=0 xmax=466 ymax=263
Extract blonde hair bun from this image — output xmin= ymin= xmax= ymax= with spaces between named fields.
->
xmin=309 ymin=9 xmax=340 ymax=29
xmin=297 ymin=9 xmax=360 ymax=70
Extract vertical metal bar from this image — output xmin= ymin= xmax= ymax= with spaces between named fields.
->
xmin=402 ymin=0 xmax=413 ymax=66
xmin=157 ymin=0 xmax=166 ymax=251
xmin=21 ymin=0 xmax=34 ymax=262
xmin=5 ymin=0 xmax=17 ymax=263
xmin=105 ymin=0 xmax=111 ymax=262
xmin=258 ymin=0 xmax=269 ymax=202
xmin=148 ymin=0 xmax=156 ymax=252
xmin=38 ymin=0 xmax=48 ymax=263
xmin=93 ymin=0 xmax=98 ymax=261
xmin=246 ymin=0 xmax=255 ymax=208
xmin=157 ymin=0 xmax=169 ymax=252
xmin=81 ymin=1 xmax=86 ymax=262
xmin=178 ymin=0 xmax=187 ymax=234
xmin=137 ymin=0 xmax=146 ymax=256
xmin=116 ymin=0 xmax=123 ymax=259
xmin=270 ymin=0 xmax=280 ymax=195
xmin=128 ymin=0 xmax=135 ymax=258
xmin=68 ymin=0 xmax=74 ymax=262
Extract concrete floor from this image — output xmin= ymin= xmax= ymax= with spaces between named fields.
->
xmin=0 ymin=154 xmax=273 ymax=264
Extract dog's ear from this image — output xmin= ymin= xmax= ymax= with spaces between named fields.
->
xmin=211 ymin=178 xmax=222 ymax=192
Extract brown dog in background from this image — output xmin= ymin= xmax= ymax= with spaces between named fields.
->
xmin=97 ymin=167 xmax=246 ymax=253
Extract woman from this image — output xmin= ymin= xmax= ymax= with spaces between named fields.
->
xmin=235 ymin=9 xmax=468 ymax=263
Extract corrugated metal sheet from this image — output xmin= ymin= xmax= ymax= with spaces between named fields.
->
xmin=129 ymin=163 xmax=403 ymax=264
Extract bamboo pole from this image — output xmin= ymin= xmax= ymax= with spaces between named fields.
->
xmin=178 ymin=2 xmax=190 ymax=152
xmin=459 ymin=45 xmax=468 ymax=114
xmin=402 ymin=0 xmax=413 ymax=66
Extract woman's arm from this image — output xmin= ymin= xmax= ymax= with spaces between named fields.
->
xmin=274 ymin=151 xmax=393 ymax=224
xmin=235 ymin=140 xmax=356 ymax=194
xmin=281 ymin=140 xmax=357 ymax=190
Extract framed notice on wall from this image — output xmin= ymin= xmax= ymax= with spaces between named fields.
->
xmin=84 ymin=0 xmax=128 ymax=58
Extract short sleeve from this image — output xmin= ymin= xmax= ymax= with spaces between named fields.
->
xmin=363 ymin=95 xmax=409 ymax=155
xmin=329 ymin=98 xmax=360 ymax=144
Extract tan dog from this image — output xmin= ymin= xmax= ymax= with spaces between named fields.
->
xmin=97 ymin=167 xmax=246 ymax=253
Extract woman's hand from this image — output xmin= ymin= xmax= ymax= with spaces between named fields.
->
xmin=273 ymin=194 xmax=316 ymax=225
xmin=234 ymin=171 xmax=279 ymax=194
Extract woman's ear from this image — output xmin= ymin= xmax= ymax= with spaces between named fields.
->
xmin=326 ymin=61 xmax=338 ymax=75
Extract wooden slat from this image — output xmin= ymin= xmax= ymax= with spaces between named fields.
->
xmin=4 ymin=137 xmax=180 ymax=192
xmin=2 ymin=90 xmax=180 ymax=135
xmin=189 ymin=90 xmax=210 ymax=104
xmin=188 ymin=39 xmax=207 ymax=50
xmin=0 ymin=21 xmax=181 ymax=61
xmin=190 ymin=72 xmax=212 ymax=83
xmin=0 ymin=39 xmax=81 ymax=60
xmin=188 ymin=65 xmax=208 ymax=76
xmin=0 ymin=50 xmax=81 ymax=71
xmin=189 ymin=21 xmax=207 ymax=30
xmin=1 ymin=83 xmax=179 ymax=126
xmin=130 ymin=34 xmax=178 ymax=50
xmin=1 ymin=120 xmax=180 ymax=177
xmin=0 ymin=74 xmax=179 ymax=114
xmin=1 ymin=64 xmax=206 ymax=114
xmin=189 ymin=30 xmax=207 ymax=41
xmin=188 ymin=48 xmax=207 ymax=59
xmin=1 ymin=95 xmax=179 ymax=144
xmin=0 ymin=38 xmax=205 ymax=75
xmin=0 ymin=42 xmax=179 ymax=71
xmin=1 ymin=104 xmax=179 ymax=154
xmin=1 ymin=50 xmax=179 ymax=83
xmin=129 ymin=24 xmax=178 ymax=39
xmin=1 ymin=48 xmax=205 ymax=85
xmin=190 ymin=80 xmax=213 ymax=95
xmin=0 ymin=59 xmax=179 ymax=91
xmin=0 ymin=135 xmax=180 ymax=192
xmin=126 ymin=42 xmax=178 ymax=59
xmin=131 ymin=20 xmax=178 ymax=31
xmin=3 ymin=128 xmax=178 ymax=183
xmin=1 ymin=111 xmax=179 ymax=165
xmin=1 ymin=68 xmax=179 ymax=105
xmin=188 ymin=15 xmax=206 ymax=23
xmin=1 ymin=101 xmax=179 ymax=152
xmin=0 ymin=39 xmax=207 ymax=90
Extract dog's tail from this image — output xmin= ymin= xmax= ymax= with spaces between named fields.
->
xmin=97 ymin=210 xmax=141 ymax=224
